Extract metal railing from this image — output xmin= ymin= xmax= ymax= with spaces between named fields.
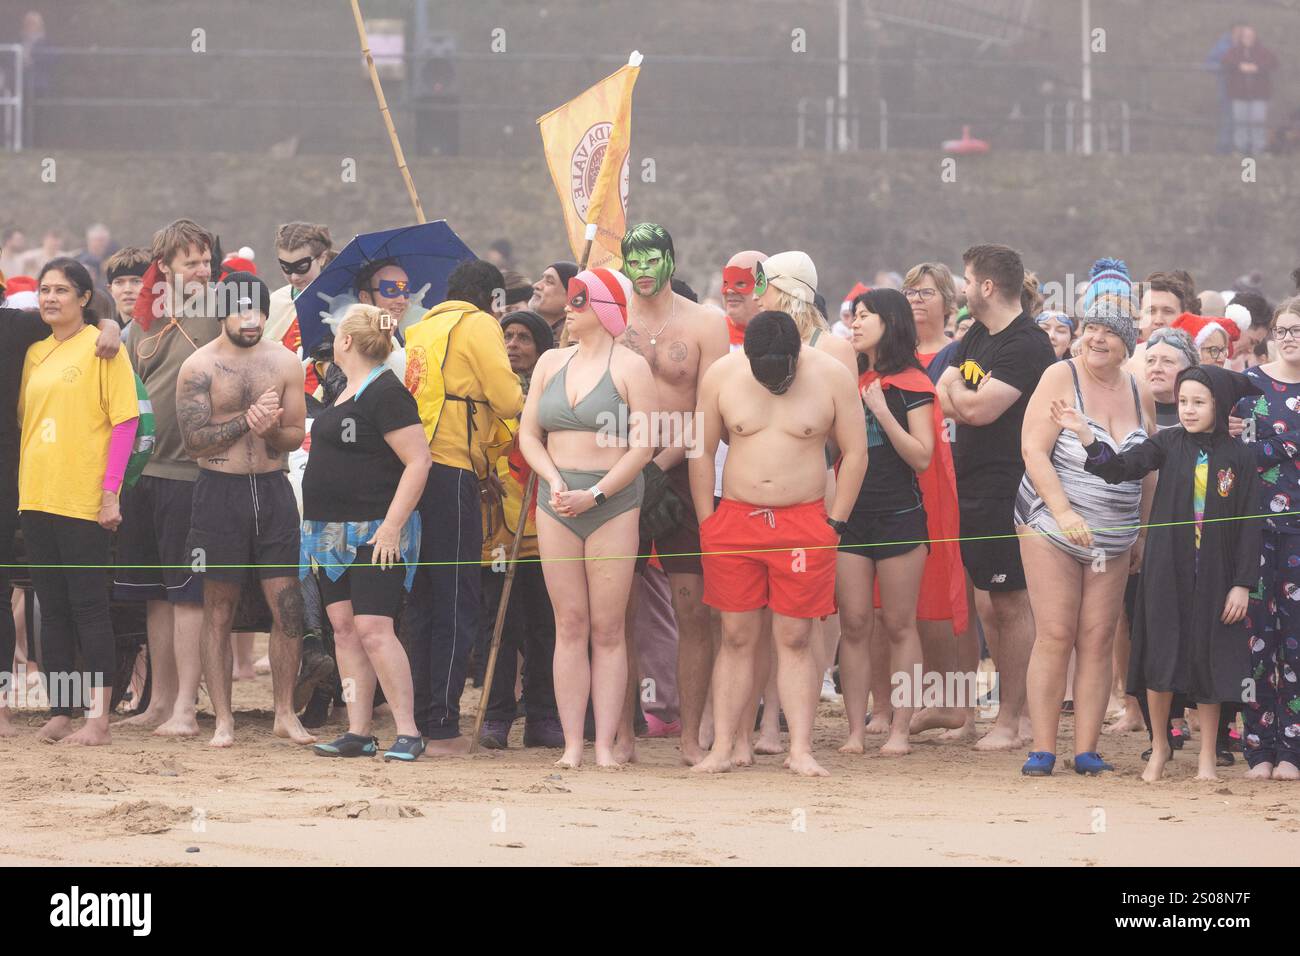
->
xmin=12 ymin=43 xmax=1274 ymax=158
xmin=798 ymin=96 xmax=1137 ymax=155
xmin=0 ymin=44 xmax=24 ymax=152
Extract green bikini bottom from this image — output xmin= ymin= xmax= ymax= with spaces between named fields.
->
xmin=537 ymin=468 xmax=644 ymax=542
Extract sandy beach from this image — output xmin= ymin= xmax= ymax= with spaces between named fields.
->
xmin=1 ymin=656 xmax=1295 ymax=868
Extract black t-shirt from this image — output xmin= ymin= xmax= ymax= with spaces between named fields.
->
xmin=302 ymin=368 xmax=422 ymax=522
xmin=855 ymin=386 xmax=932 ymax=514
xmin=947 ymin=311 xmax=1055 ymax=498
xmin=0 ymin=309 xmax=53 ymax=481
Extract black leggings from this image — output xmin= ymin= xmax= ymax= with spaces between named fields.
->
xmin=0 ymin=477 xmax=16 ymax=703
xmin=20 ymin=511 xmax=113 ymax=716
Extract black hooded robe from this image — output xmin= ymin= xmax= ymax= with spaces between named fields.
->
xmin=1083 ymin=367 xmax=1264 ymax=704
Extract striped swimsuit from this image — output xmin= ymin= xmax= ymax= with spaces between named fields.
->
xmin=1015 ymin=362 xmax=1146 ymax=562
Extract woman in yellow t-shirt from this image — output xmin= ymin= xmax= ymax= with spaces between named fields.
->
xmin=18 ymin=258 xmax=138 ymax=746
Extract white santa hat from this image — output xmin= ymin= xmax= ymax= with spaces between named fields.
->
xmin=1224 ymin=303 xmax=1252 ymax=335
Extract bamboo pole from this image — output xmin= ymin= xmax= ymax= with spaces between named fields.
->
xmin=350 ymin=0 xmax=426 ymax=224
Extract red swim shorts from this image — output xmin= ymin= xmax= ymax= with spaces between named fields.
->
xmin=700 ymin=498 xmax=838 ymax=619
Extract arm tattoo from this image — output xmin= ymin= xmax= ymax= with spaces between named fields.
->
xmin=178 ymin=369 xmax=250 ymax=458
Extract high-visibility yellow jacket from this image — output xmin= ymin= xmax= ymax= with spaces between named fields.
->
xmin=403 ymin=300 xmax=523 ymax=477
xmin=480 ymin=416 xmax=539 ymax=563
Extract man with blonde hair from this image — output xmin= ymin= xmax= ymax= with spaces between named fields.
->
xmin=114 ymin=219 xmax=220 ymax=736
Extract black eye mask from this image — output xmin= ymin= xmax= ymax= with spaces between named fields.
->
xmin=279 ymin=256 xmax=314 ymax=276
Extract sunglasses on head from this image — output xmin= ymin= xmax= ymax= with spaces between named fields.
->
xmin=375 ymin=278 xmax=411 ymax=299
xmin=279 ymin=255 xmax=315 ymax=276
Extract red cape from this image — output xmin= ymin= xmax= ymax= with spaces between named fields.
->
xmin=131 ymin=260 xmax=165 ymax=332
xmin=859 ymin=366 xmax=968 ymax=633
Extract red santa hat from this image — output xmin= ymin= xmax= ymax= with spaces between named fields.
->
xmin=220 ymin=255 xmax=257 ymax=277
xmin=1172 ymin=312 xmax=1241 ymax=357
xmin=840 ymin=281 xmax=870 ymax=317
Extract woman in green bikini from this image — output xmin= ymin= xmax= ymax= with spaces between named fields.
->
xmin=518 ymin=267 xmax=657 ymax=768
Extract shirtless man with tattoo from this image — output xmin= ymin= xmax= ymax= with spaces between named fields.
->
xmin=175 ymin=272 xmax=310 ymax=747
xmin=615 ymin=223 xmax=729 ymax=765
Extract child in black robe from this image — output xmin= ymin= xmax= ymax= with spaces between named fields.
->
xmin=1052 ymin=364 xmax=1264 ymax=781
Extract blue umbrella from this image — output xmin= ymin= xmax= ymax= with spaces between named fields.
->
xmin=295 ymin=220 xmax=476 ymax=355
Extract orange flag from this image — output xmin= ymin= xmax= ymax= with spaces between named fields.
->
xmin=536 ymin=54 xmax=640 ymax=271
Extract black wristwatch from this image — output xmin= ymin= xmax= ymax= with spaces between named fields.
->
xmin=827 ymin=517 xmax=848 ymax=535
xmin=590 ymin=485 xmax=608 ymax=506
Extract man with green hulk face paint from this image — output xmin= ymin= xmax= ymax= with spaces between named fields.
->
xmin=606 ymin=220 xmax=730 ymax=769
xmin=621 ymin=222 xmax=676 ymax=298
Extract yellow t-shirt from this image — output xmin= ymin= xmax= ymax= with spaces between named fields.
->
xmin=19 ymin=325 xmax=139 ymax=521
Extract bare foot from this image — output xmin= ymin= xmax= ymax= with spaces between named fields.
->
xmin=232 ymin=666 xmax=256 ymax=682
xmin=62 ymin=723 xmax=111 ymax=746
xmin=1195 ymin=753 xmax=1219 ymax=782
xmin=1018 ymin=715 xmax=1033 ymax=741
xmin=1245 ymin=761 xmax=1274 ymax=780
xmin=680 ymin=740 xmax=708 ymax=767
xmin=754 ymin=734 xmax=785 ymax=755
xmin=1142 ymin=742 xmax=1172 ymax=783
xmin=154 ymin=713 xmax=199 ymax=737
xmin=253 ymin=655 xmax=270 ymax=675
xmin=691 ymin=750 xmax=734 ymax=774
xmin=939 ymin=715 xmax=977 ymax=742
xmin=973 ymin=725 xmax=1023 ymax=752
xmin=421 ymin=735 xmax=470 ymax=756
xmin=209 ymin=721 xmax=235 ymax=748
xmin=612 ymin=738 xmax=638 ymax=765
xmin=36 ymin=716 xmax=73 ymax=743
xmin=838 ymin=736 xmax=865 ymax=755
xmin=909 ymin=707 xmax=966 ymax=734
xmin=864 ymin=712 xmax=892 ymax=736
xmin=594 ymin=745 xmax=624 ymax=768
xmin=786 ymin=751 xmax=830 ymax=777
xmin=0 ymin=713 xmax=19 ymax=738
xmin=554 ymin=747 xmax=582 ymax=769
xmin=1273 ymin=761 xmax=1300 ymax=780
xmin=121 ymin=705 xmax=170 ymax=730
xmin=1103 ymin=711 xmax=1145 ymax=734
xmin=880 ymin=733 xmax=912 ymax=756
xmin=730 ymin=737 xmax=754 ymax=767
xmin=272 ymin=713 xmax=317 ymax=745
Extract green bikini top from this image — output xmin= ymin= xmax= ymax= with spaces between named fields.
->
xmin=537 ymin=345 xmax=626 ymax=434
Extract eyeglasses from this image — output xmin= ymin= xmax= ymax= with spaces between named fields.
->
xmin=903 ymin=288 xmax=939 ymax=302
xmin=278 ymin=255 xmax=315 ymax=276
xmin=1200 ymin=345 xmax=1228 ymax=360
xmin=1273 ymin=326 xmax=1300 ymax=341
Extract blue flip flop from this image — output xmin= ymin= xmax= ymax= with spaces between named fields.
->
xmin=1073 ymin=752 xmax=1114 ymax=775
xmin=1022 ymin=751 xmax=1056 ymax=776
xmin=382 ymin=735 xmax=426 ymax=762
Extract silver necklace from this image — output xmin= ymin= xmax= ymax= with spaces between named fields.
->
xmin=638 ymin=293 xmax=674 ymax=345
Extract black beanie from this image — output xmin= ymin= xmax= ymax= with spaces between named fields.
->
xmin=214 ymin=270 xmax=271 ymax=319
xmin=501 ymin=309 xmax=555 ymax=355
xmin=549 ymin=261 xmax=579 ymax=290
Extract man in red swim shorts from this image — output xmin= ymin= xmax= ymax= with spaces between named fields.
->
xmin=688 ymin=310 xmax=867 ymax=776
